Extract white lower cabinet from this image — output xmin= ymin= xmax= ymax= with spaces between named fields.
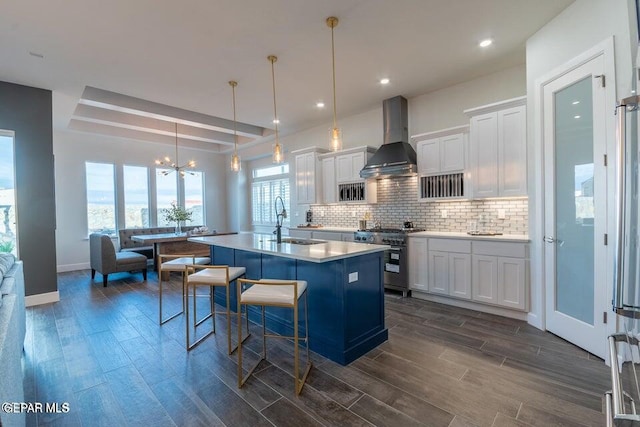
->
xmin=313 ymin=231 xmax=342 ymax=241
xmin=408 ymin=237 xmax=428 ymax=292
xmin=409 ymin=237 xmax=528 ymax=312
xmin=288 ymin=229 xmax=312 ymax=239
xmin=427 ymin=239 xmax=471 ymax=299
xmin=341 ymin=233 xmax=355 ymax=242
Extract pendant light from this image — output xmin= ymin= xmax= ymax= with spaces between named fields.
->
xmin=327 ymin=16 xmax=342 ymax=152
xmin=268 ymin=55 xmax=284 ymax=164
xmin=229 ymin=80 xmax=241 ymax=172
xmin=155 ymin=123 xmax=196 ymax=177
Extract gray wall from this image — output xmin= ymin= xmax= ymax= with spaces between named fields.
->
xmin=0 ymin=81 xmax=57 ymax=296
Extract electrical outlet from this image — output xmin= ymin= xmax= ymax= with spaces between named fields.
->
xmin=348 ymin=272 xmax=358 ymax=283
xmin=441 ymin=210 xmax=448 ymax=219
xmin=320 ymin=211 xmax=325 ymax=217
xmin=351 ymin=211 xmax=356 ymax=217
xmin=497 ymin=209 xmax=506 ymax=219
xmin=295 ymin=212 xmax=299 ymax=217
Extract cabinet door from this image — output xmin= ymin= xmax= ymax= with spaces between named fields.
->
xmin=472 ymin=254 xmax=498 ymax=304
xmin=428 ymin=251 xmax=449 ymax=295
xmin=289 ymin=229 xmax=312 ymax=239
xmin=313 ymin=231 xmax=341 ymax=241
xmin=449 ymin=252 xmax=471 ymax=300
xmin=336 ymin=154 xmax=352 ymax=183
xmin=351 ymin=152 xmax=365 ymax=180
xmin=341 ymin=233 xmax=354 ymax=242
xmin=322 ymin=157 xmax=336 ymax=203
xmin=295 ymin=154 xmax=308 ymax=204
xmin=409 ymin=238 xmax=428 ymax=292
xmin=497 ymin=257 xmax=526 ymax=310
xmin=470 ymin=112 xmax=498 ymax=198
xmin=417 ymin=139 xmax=440 ymax=174
xmin=305 ymin=153 xmax=316 ymax=204
xmin=498 ymin=105 xmax=527 ymax=197
xmin=440 ymin=133 xmax=465 ymax=172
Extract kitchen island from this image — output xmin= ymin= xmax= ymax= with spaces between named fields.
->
xmin=189 ymin=233 xmax=389 ymax=365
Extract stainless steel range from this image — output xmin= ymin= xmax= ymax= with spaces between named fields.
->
xmin=354 ymin=227 xmax=425 ymax=297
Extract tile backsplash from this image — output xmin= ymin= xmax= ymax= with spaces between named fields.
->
xmin=309 ymin=176 xmax=528 ymax=234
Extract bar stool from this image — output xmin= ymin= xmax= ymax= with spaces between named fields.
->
xmin=184 ymin=265 xmax=251 ymax=352
xmin=236 ymin=278 xmax=312 ymax=395
xmin=158 ymin=253 xmax=210 ymax=324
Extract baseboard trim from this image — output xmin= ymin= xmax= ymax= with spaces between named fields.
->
xmin=410 ymin=291 xmax=528 ymax=321
xmin=26 ymin=291 xmax=60 ymax=307
xmin=57 ymin=262 xmax=90 ymax=273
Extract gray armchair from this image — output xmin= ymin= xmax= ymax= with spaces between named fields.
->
xmin=90 ymin=233 xmax=147 ymax=287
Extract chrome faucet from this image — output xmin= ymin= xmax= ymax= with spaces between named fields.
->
xmin=274 ymin=195 xmax=287 ymax=244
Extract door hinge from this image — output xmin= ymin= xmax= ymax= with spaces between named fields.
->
xmin=604 ymin=234 xmax=608 ymax=245
xmin=595 ymin=74 xmax=606 ymax=88
xmin=604 ymin=154 xmax=608 ymax=166
xmin=604 ymin=311 xmax=608 ymax=324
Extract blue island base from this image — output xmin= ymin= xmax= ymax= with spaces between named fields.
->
xmin=210 ymin=246 xmax=388 ymax=365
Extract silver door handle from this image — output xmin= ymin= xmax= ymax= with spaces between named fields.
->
xmin=543 ymin=236 xmax=565 ymax=246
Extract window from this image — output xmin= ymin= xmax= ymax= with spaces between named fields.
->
xmin=184 ymin=171 xmax=204 ymax=226
xmin=123 ymin=165 xmax=149 ymax=228
xmin=85 ymin=162 xmax=116 ymax=235
xmin=156 ymin=168 xmax=179 ymax=226
xmin=252 ymin=164 xmax=290 ymax=225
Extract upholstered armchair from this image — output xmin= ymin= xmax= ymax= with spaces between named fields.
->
xmin=89 ymin=234 xmax=147 ymax=287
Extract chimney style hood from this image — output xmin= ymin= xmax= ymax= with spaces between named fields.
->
xmin=360 ymin=95 xmax=417 ymax=179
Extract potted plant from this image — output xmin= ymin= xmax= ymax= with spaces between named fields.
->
xmin=163 ymin=202 xmax=193 ymax=234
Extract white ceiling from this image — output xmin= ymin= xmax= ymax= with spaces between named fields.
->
xmin=0 ymin=0 xmax=573 ymax=152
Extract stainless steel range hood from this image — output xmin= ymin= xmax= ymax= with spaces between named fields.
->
xmin=360 ymin=95 xmax=417 ymax=179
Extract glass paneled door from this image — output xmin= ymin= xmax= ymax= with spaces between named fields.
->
xmin=0 ymin=131 xmax=17 ymax=256
xmin=543 ymin=55 xmax=608 ymax=359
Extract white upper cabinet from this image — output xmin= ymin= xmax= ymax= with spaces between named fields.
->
xmin=412 ymin=126 xmax=468 ymax=176
xmin=336 ymin=151 xmax=366 ymax=183
xmin=466 ymin=97 xmax=527 ymax=199
xmin=322 ymin=157 xmax=336 ymax=204
xmin=292 ymin=147 xmax=328 ymax=205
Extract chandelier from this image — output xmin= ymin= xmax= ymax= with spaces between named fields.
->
xmin=155 ymin=123 xmax=196 ymax=177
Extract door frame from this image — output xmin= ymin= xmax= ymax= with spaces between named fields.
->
xmin=531 ymin=38 xmax=617 ymax=358
xmin=0 ymin=129 xmax=17 ymax=256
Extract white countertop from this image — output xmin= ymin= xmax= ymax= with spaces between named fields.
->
xmin=408 ymin=231 xmax=529 ymax=242
xmin=189 ymin=233 xmax=388 ymax=263
xmin=288 ymin=226 xmax=357 ymax=233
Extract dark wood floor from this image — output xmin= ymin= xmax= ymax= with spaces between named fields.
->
xmin=22 ymin=269 xmax=608 ymax=426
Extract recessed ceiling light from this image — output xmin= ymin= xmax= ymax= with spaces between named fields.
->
xmin=272 ymin=119 xmax=280 ymax=124
xmin=380 ymin=78 xmax=390 ymax=85
xmin=572 ymin=101 xmax=580 ymax=105
xmin=574 ymin=115 xmax=581 ymax=119
xmin=316 ymin=102 xmax=325 ymax=108
xmin=479 ymin=39 xmax=493 ymax=48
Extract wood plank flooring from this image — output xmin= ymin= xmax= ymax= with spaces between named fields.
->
xmin=21 ymin=270 xmax=609 ymax=426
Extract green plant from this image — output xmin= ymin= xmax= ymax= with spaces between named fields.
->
xmin=163 ymin=202 xmax=192 ymax=223
xmin=0 ymin=240 xmax=14 ymax=253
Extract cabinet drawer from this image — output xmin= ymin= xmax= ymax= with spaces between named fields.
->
xmin=429 ymin=238 xmax=471 ymax=253
xmin=472 ymin=241 xmax=527 ymax=258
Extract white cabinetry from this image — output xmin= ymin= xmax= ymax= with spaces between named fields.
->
xmin=409 ymin=236 xmax=528 ymax=313
xmin=408 ymin=237 xmax=428 ymax=292
xmin=414 ymin=130 xmax=466 ymax=175
xmin=319 ymin=147 xmax=377 ymax=204
xmin=288 ymin=229 xmax=312 ymax=239
xmin=293 ymin=148 xmax=328 ymax=205
xmin=321 ymin=157 xmax=336 ymax=204
xmin=427 ymin=239 xmax=471 ymax=299
xmin=466 ymin=97 xmax=527 ymax=198
xmin=471 ymin=241 xmax=527 ymax=311
xmin=313 ymin=230 xmax=341 ymax=241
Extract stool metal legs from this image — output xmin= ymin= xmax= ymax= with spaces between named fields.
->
xmin=237 ymin=281 xmax=312 ymax=396
xmin=159 ymin=269 xmax=185 ymax=325
xmin=186 ymin=277 xmax=250 ymax=353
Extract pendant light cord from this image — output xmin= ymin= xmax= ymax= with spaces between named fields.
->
xmin=230 ymin=81 xmax=238 ymax=154
xmin=269 ymin=55 xmax=280 ymax=144
xmin=174 ymin=122 xmax=179 ymax=168
xmin=330 ymin=22 xmax=337 ymax=130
